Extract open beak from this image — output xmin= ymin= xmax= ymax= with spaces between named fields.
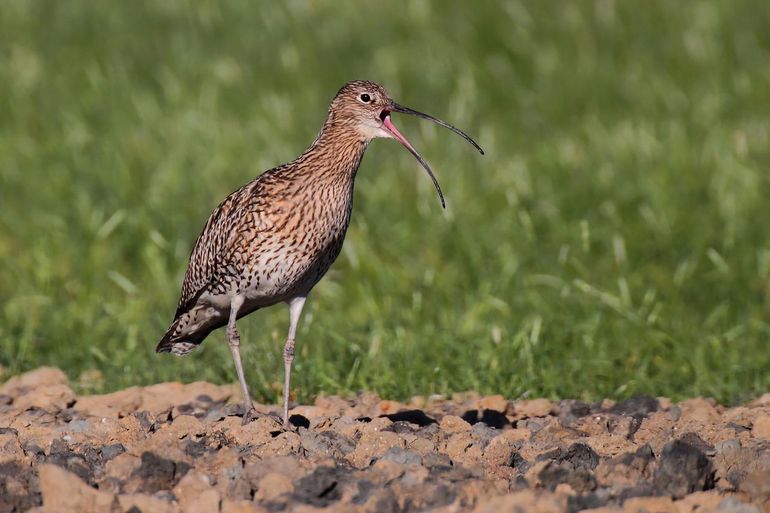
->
xmin=380 ymin=102 xmax=484 ymax=209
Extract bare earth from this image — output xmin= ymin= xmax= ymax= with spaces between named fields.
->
xmin=2 ymin=368 xmax=770 ymax=513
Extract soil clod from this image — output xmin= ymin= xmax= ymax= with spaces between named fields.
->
xmin=2 ymin=368 xmax=770 ymax=511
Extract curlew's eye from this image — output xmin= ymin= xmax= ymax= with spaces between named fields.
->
xmin=359 ymin=93 xmax=371 ymax=103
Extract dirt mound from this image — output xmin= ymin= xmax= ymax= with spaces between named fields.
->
xmin=2 ymin=367 xmax=770 ymax=512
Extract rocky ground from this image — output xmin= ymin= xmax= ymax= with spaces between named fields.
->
xmin=1 ymin=368 xmax=770 ymax=512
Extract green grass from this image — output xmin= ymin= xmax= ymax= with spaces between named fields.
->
xmin=2 ymin=0 xmax=770 ymax=405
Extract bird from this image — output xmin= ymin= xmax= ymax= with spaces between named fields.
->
xmin=156 ymin=80 xmax=483 ymax=426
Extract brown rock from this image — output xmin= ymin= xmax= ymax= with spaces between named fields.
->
xmin=75 ymin=387 xmax=143 ymax=418
xmin=257 ymin=431 xmax=302 ymax=457
xmin=407 ymin=395 xmax=427 ymax=409
xmin=356 ymin=391 xmax=383 ymax=412
xmin=165 ymin=414 xmax=206 ymax=440
xmin=452 ymin=391 xmax=481 ymax=404
xmin=570 ymin=414 xmax=611 ymax=438
xmin=505 ymin=427 xmax=533 ymax=443
xmin=220 ymin=416 xmax=280 ymax=446
xmin=289 ymin=405 xmax=325 ymax=420
xmin=254 ymin=472 xmax=294 ymax=501
xmin=376 ymin=400 xmax=404 ymax=415
xmin=633 ymin=411 xmax=676 ymax=454
xmin=585 ymin=435 xmax=637 ymax=458
xmin=140 ymin=381 xmax=235 ymax=415
xmin=370 ymin=458 xmax=407 ymax=482
xmin=13 ymin=383 xmax=76 ymax=411
xmin=483 ymin=435 xmax=517 ymax=467
xmin=0 ymin=367 xmax=68 ymax=395
xmin=76 ymin=381 xmax=235 ymax=419
xmin=471 ymin=489 xmax=565 ymax=513
xmin=740 ymin=469 xmax=770 ymax=504
xmin=323 ymin=416 xmax=359 ymax=439
xmin=241 ymin=455 xmax=306 ymax=493
xmin=173 ymin=471 xmax=220 ymax=513
xmin=622 ymin=496 xmax=677 ymax=513
xmin=357 ymin=415 xmax=392 ymax=433
xmin=479 ymin=395 xmax=509 ymax=413
xmin=104 ymin=452 xmax=142 ymax=483
xmin=313 ymin=395 xmax=354 ymax=417
xmin=9 ymin=367 xmax=770 ymax=513
xmin=445 ymin=432 xmax=483 ymax=466
xmin=347 ymin=430 xmax=405 ymax=468
xmin=37 ymin=464 xmax=116 ymax=513
xmin=0 ymin=430 xmax=24 ymax=463
xmin=749 ymin=394 xmax=770 ymax=407
xmin=678 ymin=397 xmax=721 ymax=424
xmin=440 ymin=415 xmax=471 ymax=433
xmin=221 ymin=500 xmax=268 ymax=513
xmin=407 ymin=437 xmax=436 ymax=456
xmin=595 ymin=446 xmax=654 ymax=488
xmin=117 ymin=493 xmax=179 ymax=513
xmin=751 ymin=415 xmax=770 ymax=440
xmin=515 ymin=398 xmax=552 ymax=418
xmin=675 ymin=490 xmax=726 ymax=512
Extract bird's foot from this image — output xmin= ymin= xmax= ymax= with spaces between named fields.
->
xmin=239 ymin=408 xmax=287 ymax=429
xmin=240 ymin=406 xmax=260 ymax=426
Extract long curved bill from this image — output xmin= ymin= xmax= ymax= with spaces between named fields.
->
xmin=382 ymin=102 xmax=484 ymax=209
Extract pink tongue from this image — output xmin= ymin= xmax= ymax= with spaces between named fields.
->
xmin=383 ymin=115 xmax=418 ymax=152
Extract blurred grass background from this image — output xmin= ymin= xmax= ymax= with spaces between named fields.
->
xmin=2 ymin=0 xmax=770 ymax=404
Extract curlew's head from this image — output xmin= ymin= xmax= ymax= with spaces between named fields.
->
xmin=327 ymin=80 xmax=484 ymax=208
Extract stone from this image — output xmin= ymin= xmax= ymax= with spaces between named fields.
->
xmin=6 ymin=366 xmax=770 ymax=513
xmin=675 ymin=490 xmax=726 ymax=512
xmin=515 ymin=398 xmax=552 ymax=418
xmin=13 ymin=384 xmax=76 ymax=412
xmin=622 ymin=496 xmax=677 ymax=513
xmin=221 ymin=500 xmax=268 ymax=513
xmin=483 ymin=435 xmax=518 ymax=467
xmin=678 ymin=397 xmax=721 ymax=425
xmin=254 ymin=472 xmax=294 ymax=501
xmin=445 ymin=432 xmax=483 ymax=466
xmin=376 ymin=400 xmax=404 ymax=416
xmin=479 ymin=395 xmax=509 ymax=413
xmin=739 ymin=469 xmax=770 ymax=503
xmin=173 ymin=471 xmax=221 ymax=513
xmin=37 ymin=464 xmax=115 ymax=513
xmin=471 ymin=489 xmax=565 ymax=513
xmin=653 ymin=439 xmax=714 ymax=499
xmin=751 ymin=415 xmax=770 ymax=440
xmin=347 ymin=430 xmax=405 ymax=468
xmin=716 ymin=497 xmax=761 ymax=513
xmin=0 ymin=367 xmax=68 ymax=395
xmin=440 ymin=415 xmax=471 ymax=433
xmin=220 ymin=416 xmax=281 ymax=446
xmin=609 ymin=396 xmax=659 ymax=418
xmin=75 ymin=388 xmax=143 ymax=418
xmin=117 ymin=493 xmax=179 ymax=513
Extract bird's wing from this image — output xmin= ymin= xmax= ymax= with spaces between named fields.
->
xmin=174 ymin=181 xmax=258 ymax=318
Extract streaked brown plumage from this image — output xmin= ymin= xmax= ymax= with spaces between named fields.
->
xmin=157 ymin=80 xmax=483 ymax=426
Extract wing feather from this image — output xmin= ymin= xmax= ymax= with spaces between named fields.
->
xmin=174 ymin=182 xmax=254 ymax=317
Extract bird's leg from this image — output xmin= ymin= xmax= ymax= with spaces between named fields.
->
xmin=283 ymin=296 xmax=307 ymax=427
xmin=226 ymin=295 xmax=256 ymax=425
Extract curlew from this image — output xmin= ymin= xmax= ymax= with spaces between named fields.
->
xmin=156 ymin=80 xmax=483 ymax=426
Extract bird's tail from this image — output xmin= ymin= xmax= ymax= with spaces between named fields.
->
xmin=156 ymin=306 xmax=225 ymax=356
xmin=156 ymin=327 xmax=211 ymax=356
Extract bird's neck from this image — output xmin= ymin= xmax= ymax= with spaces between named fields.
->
xmin=295 ymin=122 xmax=369 ymax=181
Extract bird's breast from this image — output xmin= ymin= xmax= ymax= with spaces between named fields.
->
xmin=239 ymin=181 xmax=354 ymax=301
